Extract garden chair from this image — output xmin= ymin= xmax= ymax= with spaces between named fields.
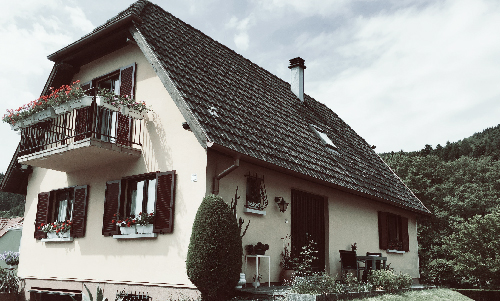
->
xmin=339 ymin=250 xmax=362 ymax=280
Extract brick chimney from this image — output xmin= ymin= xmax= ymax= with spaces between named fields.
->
xmin=288 ymin=57 xmax=306 ymax=102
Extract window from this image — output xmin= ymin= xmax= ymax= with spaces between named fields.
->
xmin=311 ymin=125 xmax=338 ymax=149
xmin=34 ymin=185 xmax=89 ymax=240
xmin=378 ymin=212 xmax=409 ymax=252
xmin=244 ymin=173 xmax=268 ymax=212
xmin=102 ymin=171 xmax=176 ymax=236
xmin=75 ymin=64 xmax=136 ymax=145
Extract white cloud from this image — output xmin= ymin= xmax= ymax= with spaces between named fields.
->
xmin=297 ymin=0 xmax=500 ymax=152
xmin=226 ymin=15 xmax=254 ymax=51
xmin=0 ymin=0 xmax=94 ymax=172
xmin=254 ymin=0 xmax=350 ymax=16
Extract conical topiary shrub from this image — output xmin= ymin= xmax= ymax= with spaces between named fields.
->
xmin=186 ymin=194 xmax=242 ymax=301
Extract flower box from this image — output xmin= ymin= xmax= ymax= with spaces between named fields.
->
xmin=68 ymin=95 xmax=94 ymax=110
xmin=122 ymin=107 xmax=147 ymax=120
xmin=120 ymin=225 xmax=137 ymax=235
xmin=58 ymin=232 xmax=70 ymax=239
xmin=47 ymin=232 xmax=57 ymax=239
xmin=10 ymin=120 xmax=23 ymax=131
xmin=32 ymin=107 xmax=56 ymax=122
xmin=136 ymin=224 xmax=154 ymax=234
xmin=22 ymin=115 xmax=35 ymax=127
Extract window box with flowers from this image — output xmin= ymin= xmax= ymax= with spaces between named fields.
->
xmin=103 ymin=171 xmax=175 ymax=239
xmin=40 ymin=221 xmax=74 ymax=242
xmin=2 ymin=74 xmax=150 ymax=131
xmin=34 ymin=185 xmax=89 ymax=242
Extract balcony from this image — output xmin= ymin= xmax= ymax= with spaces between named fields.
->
xmin=17 ymin=98 xmax=143 ymax=172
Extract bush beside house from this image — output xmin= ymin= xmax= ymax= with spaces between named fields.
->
xmin=186 ymin=195 xmax=242 ymax=301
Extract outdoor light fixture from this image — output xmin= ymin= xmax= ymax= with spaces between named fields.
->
xmin=275 ymin=197 xmax=289 ymax=213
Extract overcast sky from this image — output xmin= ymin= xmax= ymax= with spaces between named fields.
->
xmin=1 ymin=0 xmax=500 ymax=173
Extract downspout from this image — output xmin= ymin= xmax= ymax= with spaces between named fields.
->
xmin=213 ymin=158 xmax=240 ymax=195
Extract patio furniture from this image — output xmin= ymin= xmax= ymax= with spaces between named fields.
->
xmin=245 ymin=255 xmax=271 ymax=287
xmin=356 ymin=254 xmax=387 ymax=281
xmin=339 ymin=250 xmax=362 ymax=280
xmin=366 ymin=252 xmax=382 ymax=270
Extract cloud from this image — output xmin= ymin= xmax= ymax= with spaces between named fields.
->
xmin=293 ymin=0 xmax=500 ymax=152
xmin=0 ymin=0 xmax=94 ymax=172
xmin=226 ymin=15 xmax=254 ymax=51
xmin=254 ymin=0 xmax=350 ymax=16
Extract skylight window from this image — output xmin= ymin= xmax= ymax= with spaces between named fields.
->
xmin=311 ymin=125 xmax=337 ymax=149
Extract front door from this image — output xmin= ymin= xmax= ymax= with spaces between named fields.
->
xmin=291 ymin=189 xmax=326 ymax=272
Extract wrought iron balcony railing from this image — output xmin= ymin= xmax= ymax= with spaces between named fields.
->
xmin=19 ymin=97 xmax=143 ymax=157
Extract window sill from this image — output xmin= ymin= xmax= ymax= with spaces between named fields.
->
xmin=42 ymin=237 xmax=74 ymax=242
xmin=387 ymin=249 xmax=406 ymax=254
xmin=113 ymin=233 xmax=158 ymax=239
xmin=243 ymin=207 xmax=266 ymax=215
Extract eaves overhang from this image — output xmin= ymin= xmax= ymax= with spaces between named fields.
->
xmin=207 ymin=142 xmax=433 ymax=216
xmin=47 ymin=14 xmax=142 ymax=66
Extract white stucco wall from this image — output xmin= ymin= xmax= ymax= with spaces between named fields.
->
xmin=18 ymin=45 xmax=207 ymax=287
xmin=207 ymin=150 xmax=420 ymax=283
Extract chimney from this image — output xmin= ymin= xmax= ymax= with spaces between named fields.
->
xmin=288 ymin=57 xmax=306 ymax=102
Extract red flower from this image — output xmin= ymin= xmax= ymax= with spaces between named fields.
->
xmin=37 ymin=226 xmax=40 ymax=230
xmin=112 ymin=220 xmax=116 ymax=224
xmin=127 ymin=222 xmax=132 ymax=227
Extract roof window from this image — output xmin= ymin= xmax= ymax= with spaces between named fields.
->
xmin=311 ymin=125 xmax=337 ymax=149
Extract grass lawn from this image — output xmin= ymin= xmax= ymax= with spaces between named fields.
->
xmin=352 ymin=288 xmax=473 ymax=301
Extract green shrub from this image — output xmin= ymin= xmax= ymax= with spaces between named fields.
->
xmin=290 ymin=273 xmax=341 ymax=294
xmin=368 ymin=269 xmax=412 ymax=292
xmin=186 ymin=195 xmax=242 ymax=301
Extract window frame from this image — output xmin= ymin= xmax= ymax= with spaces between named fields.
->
xmin=34 ymin=185 xmax=89 ymax=240
xmin=102 ymin=171 xmax=176 ymax=237
xmin=378 ymin=211 xmax=409 ymax=252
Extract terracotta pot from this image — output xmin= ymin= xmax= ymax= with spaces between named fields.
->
xmin=280 ymin=269 xmax=296 ymax=285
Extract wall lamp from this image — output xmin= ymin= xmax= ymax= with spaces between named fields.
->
xmin=275 ymin=197 xmax=289 ymax=213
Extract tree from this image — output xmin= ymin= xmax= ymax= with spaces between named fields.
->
xmin=444 ymin=211 xmax=500 ymax=288
xmin=186 ymin=195 xmax=242 ymax=301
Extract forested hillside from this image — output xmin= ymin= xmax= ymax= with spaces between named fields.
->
xmin=0 ymin=173 xmax=25 ymax=218
xmin=380 ymin=124 xmax=500 ymax=288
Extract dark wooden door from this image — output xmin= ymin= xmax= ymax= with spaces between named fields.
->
xmin=291 ymin=189 xmax=326 ymax=272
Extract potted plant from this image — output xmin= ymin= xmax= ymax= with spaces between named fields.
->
xmin=351 ymin=242 xmax=357 ymax=252
xmin=39 ymin=223 xmax=57 ymax=239
xmin=55 ymin=221 xmax=72 ymax=238
xmin=280 ymin=235 xmax=296 ymax=284
xmin=253 ymin=242 xmax=269 ymax=255
xmin=0 ymin=252 xmax=19 ymax=268
xmin=112 ymin=214 xmax=137 ymax=235
xmin=98 ymin=88 xmax=149 ymax=119
xmin=135 ymin=212 xmax=155 ymax=234
xmin=252 ymin=274 xmax=262 ymax=288
xmin=0 ymin=267 xmax=22 ymax=301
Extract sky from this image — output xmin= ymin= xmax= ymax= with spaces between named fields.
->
xmin=1 ymin=0 xmax=500 ymax=173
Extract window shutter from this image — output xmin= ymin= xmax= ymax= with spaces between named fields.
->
xmin=378 ymin=211 xmax=388 ymax=250
xmin=102 ymin=180 xmax=122 ymax=236
xmin=75 ymin=106 xmax=91 ymax=142
xmin=401 ymin=216 xmax=410 ymax=252
xmin=154 ymin=171 xmax=176 ymax=234
xmin=35 ymin=192 xmax=51 ymax=239
xmin=115 ymin=64 xmax=135 ymax=147
xmin=72 ymin=185 xmax=89 ymax=238
xmin=118 ymin=64 xmax=136 ymax=98
xmin=116 ymin=113 xmax=131 ymax=147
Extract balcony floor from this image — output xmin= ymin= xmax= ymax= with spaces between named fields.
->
xmin=18 ymin=137 xmax=141 ymax=173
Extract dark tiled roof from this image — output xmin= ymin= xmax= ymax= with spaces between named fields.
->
xmin=131 ymin=1 xmax=430 ymax=214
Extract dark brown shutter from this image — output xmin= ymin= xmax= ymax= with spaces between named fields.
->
xmin=72 ymin=185 xmax=89 ymax=238
xmin=154 ymin=171 xmax=176 ymax=234
xmin=102 ymin=180 xmax=122 ymax=236
xmin=75 ymin=106 xmax=91 ymax=141
xmin=116 ymin=113 xmax=131 ymax=147
xmin=378 ymin=211 xmax=388 ymax=250
xmin=35 ymin=192 xmax=51 ymax=239
xmin=401 ymin=216 xmax=410 ymax=252
xmin=119 ymin=64 xmax=136 ymax=98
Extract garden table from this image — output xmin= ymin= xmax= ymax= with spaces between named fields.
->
xmin=245 ymin=255 xmax=271 ymax=287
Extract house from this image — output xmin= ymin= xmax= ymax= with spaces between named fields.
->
xmin=0 ymin=1 xmax=430 ymax=300
xmin=0 ymin=217 xmax=23 ymax=269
